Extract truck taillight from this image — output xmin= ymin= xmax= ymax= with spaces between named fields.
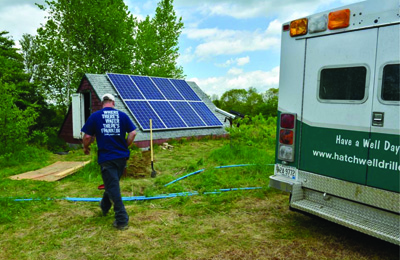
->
xmin=280 ymin=114 xmax=295 ymax=128
xmin=278 ymin=113 xmax=296 ymax=162
xmin=279 ymin=130 xmax=293 ymax=145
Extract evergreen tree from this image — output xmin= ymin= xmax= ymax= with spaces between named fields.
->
xmin=0 ymin=31 xmax=25 ymax=83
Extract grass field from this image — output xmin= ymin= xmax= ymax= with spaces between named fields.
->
xmin=0 ymin=139 xmax=398 ymax=260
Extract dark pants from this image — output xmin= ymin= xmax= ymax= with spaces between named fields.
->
xmin=100 ymin=158 xmax=129 ymax=225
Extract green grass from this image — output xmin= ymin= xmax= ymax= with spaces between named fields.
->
xmin=0 ymin=139 xmax=398 ymax=260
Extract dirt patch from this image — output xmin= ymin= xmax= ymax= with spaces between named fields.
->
xmin=124 ymin=151 xmax=152 ymax=178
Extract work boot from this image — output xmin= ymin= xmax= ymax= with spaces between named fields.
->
xmin=113 ymin=221 xmax=128 ymax=230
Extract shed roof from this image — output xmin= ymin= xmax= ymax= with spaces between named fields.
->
xmin=84 ymin=74 xmax=230 ymax=143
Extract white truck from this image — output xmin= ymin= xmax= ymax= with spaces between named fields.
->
xmin=269 ymin=0 xmax=400 ymax=245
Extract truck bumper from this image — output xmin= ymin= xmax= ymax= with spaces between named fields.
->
xmin=269 ymin=171 xmax=400 ymax=245
xmin=269 ymin=175 xmax=297 ymax=193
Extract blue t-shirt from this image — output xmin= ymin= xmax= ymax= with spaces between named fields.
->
xmin=81 ymin=107 xmax=136 ymax=164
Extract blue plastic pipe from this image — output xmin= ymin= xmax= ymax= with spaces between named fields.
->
xmin=7 ymin=164 xmax=271 ymax=202
xmin=214 ymin=164 xmax=254 ymax=169
xmin=164 ymin=163 xmax=273 ymax=187
xmin=8 ymin=187 xmax=262 ymax=202
xmin=164 ymin=168 xmax=205 ymax=186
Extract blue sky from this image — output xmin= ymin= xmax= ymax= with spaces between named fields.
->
xmin=1 ymin=0 xmax=363 ymax=98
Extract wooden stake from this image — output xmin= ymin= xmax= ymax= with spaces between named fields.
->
xmin=150 ymin=119 xmax=157 ymax=178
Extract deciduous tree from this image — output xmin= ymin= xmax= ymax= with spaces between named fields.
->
xmin=32 ymin=0 xmax=137 ymax=110
xmin=215 ymin=87 xmax=278 ymax=119
xmin=0 ymin=32 xmax=39 ymax=154
xmin=29 ymin=0 xmax=184 ymax=111
xmin=133 ymin=0 xmax=184 ymax=78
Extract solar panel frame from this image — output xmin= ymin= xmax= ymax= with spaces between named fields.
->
xmin=151 ymin=77 xmax=185 ymax=100
xmin=170 ymin=101 xmax=206 ymax=127
xmin=106 ymin=73 xmax=223 ymax=131
xmin=107 ymin=73 xmax=145 ymax=100
xmin=124 ymin=101 xmax=166 ymax=130
xmin=169 ymin=79 xmax=202 ymax=101
xmin=149 ymin=101 xmax=187 ymax=128
xmin=131 ymin=76 xmax=165 ymax=100
xmin=189 ymin=102 xmax=223 ymax=126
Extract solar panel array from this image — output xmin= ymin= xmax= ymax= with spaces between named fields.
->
xmin=106 ymin=73 xmax=223 ymax=131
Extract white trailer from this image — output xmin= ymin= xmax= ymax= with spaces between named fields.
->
xmin=269 ymin=0 xmax=400 ymax=245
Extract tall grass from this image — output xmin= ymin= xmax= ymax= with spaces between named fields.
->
xmin=227 ymin=115 xmax=277 ymax=148
xmin=148 ymin=115 xmax=277 ymax=201
xmin=0 ymin=146 xmax=51 ymax=180
xmin=0 ymin=146 xmax=50 ymax=168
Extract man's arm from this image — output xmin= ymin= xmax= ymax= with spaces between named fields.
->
xmin=126 ymin=130 xmax=137 ymax=147
xmin=83 ymin=134 xmax=95 ymax=155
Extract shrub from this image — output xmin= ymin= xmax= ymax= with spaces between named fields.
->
xmin=0 ymin=82 xmax=39 ymax=155
xmin=227 ymin=114 xmax=276 ymax=148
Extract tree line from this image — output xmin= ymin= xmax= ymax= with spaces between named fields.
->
xmin=213 ymin=87 xmax=278 ymax=119
xmin=22 ymin=0 xmax=184 ymax=111
xmin=0 ymin=0 xmax=278 ymax=157
xmin=1 ymin=0 xmax=184 ymax=154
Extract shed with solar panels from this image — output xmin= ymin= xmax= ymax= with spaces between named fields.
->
xmin=59 ymin=73 xmax=234 ymax=147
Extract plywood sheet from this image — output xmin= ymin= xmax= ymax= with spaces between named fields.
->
xmin=9 ymin=161 xmax=91 ymax=182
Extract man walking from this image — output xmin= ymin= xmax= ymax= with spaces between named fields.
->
xmin=81 ymin=93 xmax=136 ymax=230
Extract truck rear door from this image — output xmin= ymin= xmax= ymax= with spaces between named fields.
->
xmin=367 ymin=24 xmax=400 ymax=192
xmin=300 ymin=28 xmax=378 ymax=185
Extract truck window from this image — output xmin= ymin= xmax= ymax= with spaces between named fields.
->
xmin=381 ymin=64 xmax=400 ymax=101
xmin=319 ymin=66 xmax=367 ymax=101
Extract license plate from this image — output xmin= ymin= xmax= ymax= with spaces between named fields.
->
xmin=275 ymin=164 xmax=298 ymax=180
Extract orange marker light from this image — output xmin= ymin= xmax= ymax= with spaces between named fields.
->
xmin=290 ymin=18 xmax=308 ymax=37
xmin=328 ymin=9 xmax=350 ymax=30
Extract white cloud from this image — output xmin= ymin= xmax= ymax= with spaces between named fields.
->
xmin=0 ymin=0 xmax=46 ymax=9
xmin=199 ymin=2 xmax=272 ymax=19
xmin=177 ymin=47 xmax=195 ymax=65
xmin=177 ymin=0 xmax=365 ymax=59
xmin=189 ymin=66 xmax=280 ymax=97
xmin=175 ymin=0 xmax=363 ymax=20
xmin=227 ymin=67 xmax=243 ymax=75
xmin=183 ymin=24 xmax=280 ymax=59
xmin=215 ymin=56 xmax=250 ymax=68
xmin=130 ymin=6 xmax=146 ymax=21
xmin=0 ymin=4 xmax=47 ymax=47
xmin=236 ymin=56 xmax=250 ymax=66
xmin=216 ymin=58 xmax=234 ymax=68
xmin=184 ymin=27 xmax=221 ymax=40
xmin=124 ymin=0 xmax=155 ymax=20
